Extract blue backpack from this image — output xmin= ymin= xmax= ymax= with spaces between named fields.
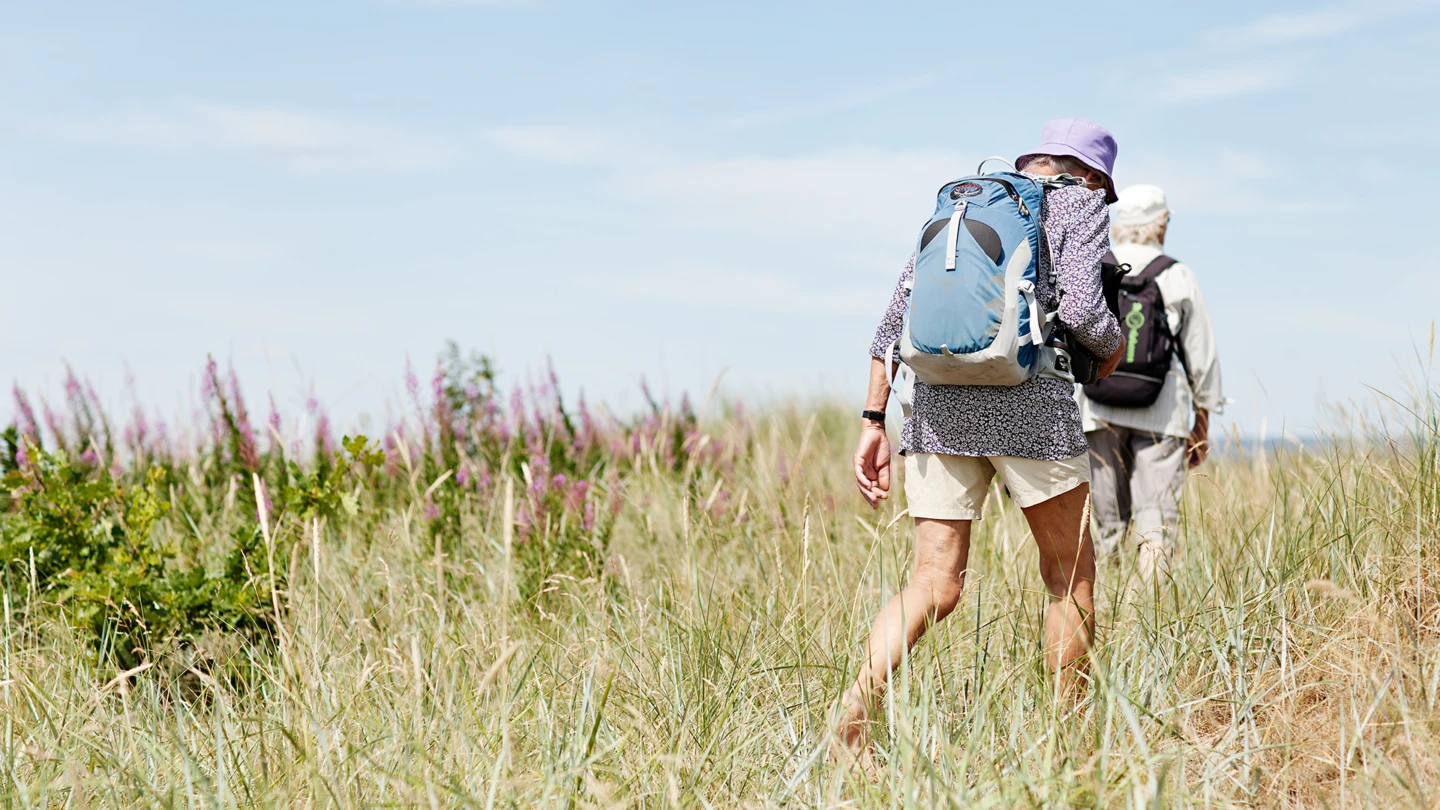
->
xmin=888 ymin=162 xmax=1080 ymax=390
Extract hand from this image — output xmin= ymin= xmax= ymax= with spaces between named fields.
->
xmin=1098 ymin=337 xmax=1126 ymax=379
xmin=853 ymin=424 xmax=892 ymax=509
xmin=1187 ymin=408 xmax=1210 ymax=469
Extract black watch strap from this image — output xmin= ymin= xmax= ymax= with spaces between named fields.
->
xmin=860 ymin=409 xmax=887 ymax=424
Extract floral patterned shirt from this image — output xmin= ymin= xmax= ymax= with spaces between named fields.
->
xmin=870 ymin=184 xmax=1122 ymax=460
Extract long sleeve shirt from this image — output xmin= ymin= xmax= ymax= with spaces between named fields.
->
xmin=870 ymin=185 xmax=1122 ymax=460
xmin=1078 ymin=242 xmax=1224 ymax=438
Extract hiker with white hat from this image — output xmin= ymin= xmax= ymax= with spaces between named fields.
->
xmin=835 ymin=118 xmax=1127 ymax=766
xmin=1077 ymin=184 xmax=1224 ymax=578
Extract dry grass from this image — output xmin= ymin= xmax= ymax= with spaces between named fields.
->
xmin=4 ymin=400 xmax=1440 ymax=808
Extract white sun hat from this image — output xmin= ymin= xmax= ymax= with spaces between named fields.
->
xmin=1112 ymin=184 xmax=1170 ymax=226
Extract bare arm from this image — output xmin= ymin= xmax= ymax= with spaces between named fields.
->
xmin=864 ymin=356 xmax=891 ymax=412
xmin=853 ymin=358 xmax=894 ymax=508
xmin=855 ymin=256 xmax=912 ymax=508
xmin=1188 ymin=406 xmax=1210 ymax=468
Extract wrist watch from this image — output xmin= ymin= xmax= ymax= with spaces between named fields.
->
xmin=860 ymin=410 xmax=886 ymax=424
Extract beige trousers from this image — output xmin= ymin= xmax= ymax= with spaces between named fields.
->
xmin=1085 ymin=425 xmax=1186 ymax=556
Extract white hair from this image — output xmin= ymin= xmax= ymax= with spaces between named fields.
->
xmin=1112 ymin=216 xmax=1168 ymax=247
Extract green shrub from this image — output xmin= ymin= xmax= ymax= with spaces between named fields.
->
xmin=0 ymin=435 xmax=385 ymax=669
xmin=0 ymin=445 xmax=206 ymax=667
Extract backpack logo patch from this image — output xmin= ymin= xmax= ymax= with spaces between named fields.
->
xmin=1124 ymin=302 xmax=1145 ymax=362
xmin=951 ymin=182 xmax=983 ymax=199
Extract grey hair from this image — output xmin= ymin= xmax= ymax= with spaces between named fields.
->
xmin=1021 ymin=153 xmax=1092 ymax=177
xmin=1112 ymin=216 xmax=1168 ymax=247
xmin=1021 ymin=153 xmax=1105 ymax=193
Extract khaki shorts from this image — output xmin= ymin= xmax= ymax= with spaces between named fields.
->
xmin=903 ymin=452 xmax=1090 ymax=520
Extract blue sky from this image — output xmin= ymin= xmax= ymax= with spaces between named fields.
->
xmin=2 ymin=0 xmax=1438 ymax=437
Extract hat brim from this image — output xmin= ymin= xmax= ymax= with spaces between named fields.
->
xmin=1112 ymin=210 xmax=1170 ymax=228
xmin=1017 ymin=145 xmax=1118 ymax=205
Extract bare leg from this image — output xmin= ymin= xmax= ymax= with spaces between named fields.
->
xmin=1020 ymin=483 xmax=1097 ymax=692
xmin=833 ymin=518 xmax=970 ymax=764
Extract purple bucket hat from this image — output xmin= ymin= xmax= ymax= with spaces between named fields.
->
xmin=1016 ymin=117 xmax=1119 ymax=204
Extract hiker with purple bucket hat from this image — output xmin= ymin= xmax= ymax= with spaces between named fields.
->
xmin=834 ymin=118 xmax=1126 ymax=768
xmin=1017 ymin=116 xmax=1121 ymax=203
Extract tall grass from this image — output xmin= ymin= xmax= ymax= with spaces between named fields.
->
xmin=2 ymin=354 xmax=1438 ymax=808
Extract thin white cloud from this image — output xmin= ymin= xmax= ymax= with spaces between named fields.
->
xmin=588 ymin=265 xmax=887 ymax=317
xmin=617 ymin=146 xmax=966 ymax=239
xmin=1215 ymin=148 xmax=1282 ymax=180
xmin=721 ymin=75 xmax=936 ymax=128
xmin=1152 ymin=60 xmax=1301 ymax=103
xmin=1211 ymin=9 xmax=1361 ymax=44
xmin=1149 ymin=4 xmax=1435 ymax=106
xmin=193 ymin=103 xmax=461 ymax=172
xmin=486 ymin=124 xmax=968 ymax=242
xmin=167 ymin=239 xmax=280 ymax=264
xmin=390 ymin=0 xmax=534 ymax=7
xmin=1205 ymin=2 xmax=1437 ymax=46
xmin=1118 ymin=148 xmax=1336 ymax=218
xmin=29 ymin=100 xmax=461 ymax=174
xmin=483 ymin=126 xmax=620 ymax=163
xmin=1276 ymin=303 xmax=1416 ymax=343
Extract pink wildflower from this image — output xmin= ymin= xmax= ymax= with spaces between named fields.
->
xmin=228 ymin=368 xmax=259 ymax=471
xmin=12 ymin=386 xmax=39 ymax=440
xmin=63 ymin=368 xmax=82 ymax=402
xmin=41 ymin=401 xmax=65 ymax=449
xmin=201 ymin=356 xmax=219 ymax=400
xmin=404 ymin=357 xmax=420 ymax=403
xmin=528 ymin=454 xmax=551 ymax=499
xmin=307 ymin=389 xmax=335 ymax=456
xmin=563 ymin=479 xmax=589 ymax=513
xmin=129 ymin=406 xmax=149 ymax=449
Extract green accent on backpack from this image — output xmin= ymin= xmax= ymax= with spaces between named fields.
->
xmin=1124 ymin=302 xmax=1145 ymax=363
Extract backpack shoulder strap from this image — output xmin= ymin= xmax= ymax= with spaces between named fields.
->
xmin=1133 ymin=254 xmax=1178 ymax=283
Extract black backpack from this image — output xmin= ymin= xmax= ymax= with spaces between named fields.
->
xmin=1082 ymin=253 xmax=1184 ymax=407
